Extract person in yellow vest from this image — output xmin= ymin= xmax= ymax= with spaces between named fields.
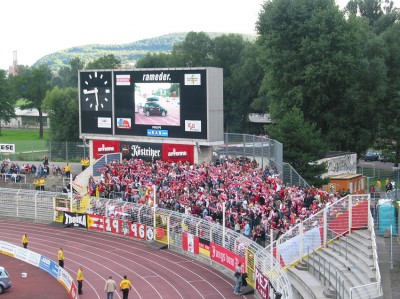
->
xmin=83 ymin=157 xmax=90 ymax=170
xmin=65 ymin=163 xmax=71 ymax=178
xmin=22 ymin=233 xmax=28 ymax=249
xmin=39 ymin=176 xmax=45 ymax=191
xmin=77 ymin=266 xmax=84 ymax=295
xmin=58 ymin=247 xmax=65 ymax=268
xmin=32 ymin=178 xmax=37 ymax=190
xmin=80 ymin=157 xmax=86 ymax=171
xmin=119 ymin=275 xmax=132 ymax=299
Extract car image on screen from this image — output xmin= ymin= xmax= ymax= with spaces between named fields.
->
xmin=143 ymin=102 xmax=167 ymax=117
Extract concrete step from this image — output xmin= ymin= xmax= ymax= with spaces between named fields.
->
xmin=288 ymin=267 xmax=330 ymax=299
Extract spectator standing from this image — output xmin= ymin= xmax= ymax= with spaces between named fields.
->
xmin=39 ymin=176 xmax=45 ymax=191
xmin=65 ymin=163 xmax=71 ymax=178
xmin=43 ymin=155 xmax=49 ymax=167
xmin=80 ymin=157 xmax=85 ymax=172
xmin=77 ymin=266 xmax=84 ymax=295
xmin=233 ymin=262 xmax=243 ymax=295
xmin=104 ymin=275 xmax=117 ymax=299
xmin=22 ymin=233 xmax=28 ymax=249
xmin=58 ymin=247 xmax=65 ymax=268
xmin=243 ymin=220 xmax=251 ymax=238
xmin=120 ymin=275 xmax=132 ymax=299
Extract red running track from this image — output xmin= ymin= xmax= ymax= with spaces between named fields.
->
xmin=0 ymin=220 xmax=254 ymax=299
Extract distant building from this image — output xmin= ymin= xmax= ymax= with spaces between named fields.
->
xmin=8 ymin=50 xmax=19 ymax=76
xmin=317 ymin=151 xmax=357 ymax=178
xmin=0 ymin=108 xmax=48 ymax=128
xmin=248 ymin=113 xmax=272 ymax=124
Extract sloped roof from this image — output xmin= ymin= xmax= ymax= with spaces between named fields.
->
xmin=15 ymin=108 xmax=47 ymax=117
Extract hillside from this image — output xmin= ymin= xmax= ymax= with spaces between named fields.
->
xmin=34 ymin=32 xmax=256 ymax=70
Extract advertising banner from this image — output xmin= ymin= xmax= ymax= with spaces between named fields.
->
xmin=63 ymin=212 xmax=88 ymax=228
xmin=0 ymin=241 xmax=17 ymax=257
xmin=0 ymin=144 xmax=15 ymax=153
xmin=59 ymin=267 xmax=73 ymax=291
xmin=210 ymin=242 xmax=245 ymax=272
xmin=92 ymin=140 xmax=120 ymax=159
xmin=255 ymin=268 xmax=270 ymax=299
xmin=39 ymin=255 xmax=61 ymax=279
xmin=161 ymin=143 xmax=194 ymax=164
xmin=121 ymin=141 xmax=162 ymax=162
xmin=27 ymin=251 xmax=41 ymax=267
xmin=15 ymin=246 xmax=29 ymax=262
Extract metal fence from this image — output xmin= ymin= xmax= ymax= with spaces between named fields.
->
xmin=266 ymin=194 xmax=382 ymax=298
xmin=0 ymin=141 xmax=88 ymax=162
xmin=0 ymin=188 xmax=293 ymax=299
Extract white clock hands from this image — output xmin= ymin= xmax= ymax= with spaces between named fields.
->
xmin=83 ymin=88 xmax=98 ymax=95
xmin=94 ymin=88 xmax=99 ymax=111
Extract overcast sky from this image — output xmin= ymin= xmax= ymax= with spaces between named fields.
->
xmin=1 ymin=0 xmax=398 ymax=71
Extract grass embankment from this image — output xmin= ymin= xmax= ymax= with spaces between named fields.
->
xmin=0 ymin=129 xmax=49 ymax=161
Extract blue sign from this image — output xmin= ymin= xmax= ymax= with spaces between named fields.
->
xmin=147 ymin=129 xmax=168 ymax=137
xmin=39 ymin=255 xmax=60 ymax=279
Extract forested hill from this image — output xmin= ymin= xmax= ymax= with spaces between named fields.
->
xmin=34 ymin=32 xmax=255 ymax=70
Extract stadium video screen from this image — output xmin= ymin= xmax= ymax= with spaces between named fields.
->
xmin=134 ymin=82 xmax=181 ymax=127
xmin=113 ymin=69 xmax=208 ymax=139
xmin=80 ymin=68 xmax=226 ymax=141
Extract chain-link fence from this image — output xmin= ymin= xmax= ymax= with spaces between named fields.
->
xmin=0 ymin=141 xmax=88 ymax=162
xmin=213 ymin=133 xmax=283 ymax=172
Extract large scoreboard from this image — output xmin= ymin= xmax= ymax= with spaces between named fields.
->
xmin=79 ymin=67 xmax=223 ymax=144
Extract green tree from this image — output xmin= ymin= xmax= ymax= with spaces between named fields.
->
xmin=58 ymin=57 xmax=85 ymax=88
xmin=170 ymin=32 xmax=214 ymax=66
xmin=376 ymin=23 xmax=400 ymax=164
xmin=9 ymin=65 xmax=53 ymax=139
xmin=256 ymin=0 xmax=381 ymax=154
xmin=42 ymin=87 xmax=79 ymax=141
xmin=86 ymin=54 xmax=121 ymax=69
xmin=226 ymin=43 xmax=264 ymax=133
xmin=0 ymin=69 xmax=15 ymax=135
xmin=267 ymin=108 xmax=328 ymax=187
xmin=135 ymin=52 xmax=171 ymax=68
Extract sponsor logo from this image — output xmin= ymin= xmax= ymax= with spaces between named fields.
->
xmin=98 ymin=117 xmax=112 ymax=128
xmin=147 ymin=129 xmax=168 ymax=137
xmin=116 ymin=74 xmax=131 ymax=85
xmin=168 ymin=148 xmax=187 ymax=157
xmin=0 ymin=144 xmax=15 ymax=153
xmin=98 ymin=144 xmax=115 ymax=152
xmin=142 ymin=72 xmax=171 ymax=81
xmin=185 ymin=120 xmax=201 ymax=132
xmin=184 ymin=74 xmax=201 ymax=85
xmin=130 ymin=145 xmax=161 ymax=158
xmin=117 ymin=118 xmax=132 ymax=129
xmin=64 ymin=214 xmax=87 ymax=227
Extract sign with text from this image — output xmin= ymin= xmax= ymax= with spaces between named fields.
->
xmin=210 ymin=242 xmax=245 ymax=272
xmin=0 ymin=144 xmax=15 ymax=153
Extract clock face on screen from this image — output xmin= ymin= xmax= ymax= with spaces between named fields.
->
xmin=81 ymin=71 xmax=112 ymax=111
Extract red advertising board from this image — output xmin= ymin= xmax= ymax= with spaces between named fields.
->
xmin=92 ymin=140 xmax=120 ymax=159
xmin=161 ymin=143 xmax=194 ymax=164
xmin=210 ymin=242 xmax=245 ymax=272
xmin=69 ymin=282 xmax=78 ymax=299
xmin=255 ymin=268 xmax=270 ymax=299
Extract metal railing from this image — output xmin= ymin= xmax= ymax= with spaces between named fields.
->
xmin=265 ymin=194 xmax=382 ymax=298
xmin=0 ymin=188 xmax=293 ymax=298
xmin=213 ymin=133 xmax=310 ymax=187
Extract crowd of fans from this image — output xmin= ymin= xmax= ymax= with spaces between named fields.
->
xmin=85 ymin=156 xmax=346 ymax=247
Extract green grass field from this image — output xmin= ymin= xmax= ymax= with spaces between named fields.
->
xmin=0 ymin=129 xmax=50 ymax=160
